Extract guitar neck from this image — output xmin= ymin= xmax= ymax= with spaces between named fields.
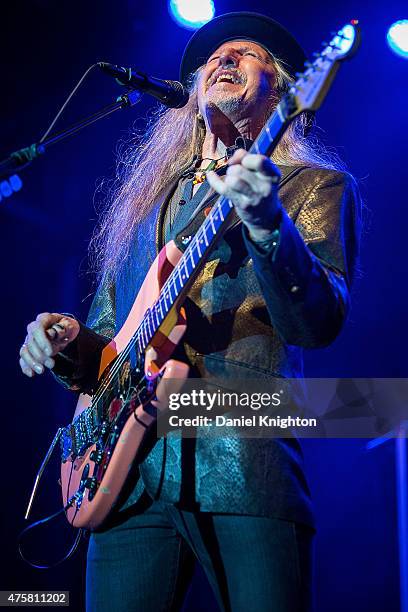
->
xmin=250 ymin=105 xmax=290 ymax=157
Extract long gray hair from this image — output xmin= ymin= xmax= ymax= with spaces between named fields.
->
xmin=90 ymin=57 xmax=344 ymax=281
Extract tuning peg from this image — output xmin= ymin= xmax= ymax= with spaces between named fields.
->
xmin=298 ymin=72 xmax=310 ymax=81
xmin=312 ymin=51 xmax=321 ymax=58
xmin=304 ymin=61 xmax=313 ymax=68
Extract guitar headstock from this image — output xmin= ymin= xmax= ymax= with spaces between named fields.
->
xmin=283 ymin=21 xmax=361 ymax=118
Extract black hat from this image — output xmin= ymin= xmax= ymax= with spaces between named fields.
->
xmin=180 ymin=11 xmax=307 ymax=83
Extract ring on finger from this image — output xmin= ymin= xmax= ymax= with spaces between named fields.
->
xmin=52 ymin=323 xmax=65 ymax=333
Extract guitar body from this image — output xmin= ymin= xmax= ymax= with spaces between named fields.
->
xmin=61 ymin=240 xmax=189 ymax=529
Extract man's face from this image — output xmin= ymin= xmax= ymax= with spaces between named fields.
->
xmin=197 ymin=39 xmax=277 ymax=121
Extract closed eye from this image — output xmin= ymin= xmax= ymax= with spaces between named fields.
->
xmin=206 ymin=49 xmax=266 ymax=63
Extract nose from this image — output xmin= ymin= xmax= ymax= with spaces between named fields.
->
xmin=219 ymin=50 xmax=239 ymax=69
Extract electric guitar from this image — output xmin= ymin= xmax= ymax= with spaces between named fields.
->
xmin=57 ymin=23 xmax=360 ymax=529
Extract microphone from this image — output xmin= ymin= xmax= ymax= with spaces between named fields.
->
xmin=98 ymin=62 xmax=189 ymax=108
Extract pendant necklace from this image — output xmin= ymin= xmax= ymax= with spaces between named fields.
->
xmin=192 ymin=156 xmax=227 ymax=186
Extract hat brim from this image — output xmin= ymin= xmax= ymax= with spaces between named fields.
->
xmin=180 ymin=11 xmax=306 ymax=83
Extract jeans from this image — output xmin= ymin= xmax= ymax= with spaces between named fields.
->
xmin=86 ymin=493 xmax=314 ymax=612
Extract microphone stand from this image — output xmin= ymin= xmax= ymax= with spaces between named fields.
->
xmin=0 ymin=89 xmax=142 ymax=181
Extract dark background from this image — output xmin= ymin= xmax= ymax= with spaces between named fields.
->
xmin=1 ymin=0 xmax=407 ymax=610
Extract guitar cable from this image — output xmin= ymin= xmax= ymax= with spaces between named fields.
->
xmin=19 ymin=428 xmax=84 ymax=568
xmin=18 ymin=508 xmax=84 ymax=570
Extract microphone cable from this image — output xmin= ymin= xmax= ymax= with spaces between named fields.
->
xmin=39 ymin=64 xmax=99 ymax=143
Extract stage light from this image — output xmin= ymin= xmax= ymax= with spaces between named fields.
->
xmin=168 ymin=0 xmax=215 ymax=30
xmin=387 ymin=20 xmax=408 ymax=59
xmin=0 ymin=174 xmax=22 ymax=202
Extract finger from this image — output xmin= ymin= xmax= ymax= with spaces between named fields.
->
xmin=35 ymin=312 xmax=60 ymax=327
xmin=44 ymin=326 xmax=66 ymax=354
xmin=58 ymin=317 xmax=78 ymax=339
xmin=19 ymin=357 xmax=34 ymax=378
xmin=31 ymin=325 xmax=53 ymax=357
xmin=44 ymin=357 xmax=55 ymax=369
xmin=20 ymin=344 xmax=44 ymax=374
xmin=34 ymin=316 xmax=73 ymax=355
xmin=227 ymin=162 xmax=277 ymax=183
xmin=227 ymin=148 xmax=248 ymax=166
xmin=226 ymin=165 xmax=275 ymax=196
xmin=27 ymin=314 xmax=56 ymax=355
xmin=224 ymin=174 xmax=255 ymax=199
xmin=46 ymin=327 xmax=58 ymax=341
xmin=206 ymin=170 xmax=228 ymax=196
xmin=241 ymin=154 xmax=281 ymax=181
xmin=49 ymin=319 xmax=76 ymax=344
xmin=19 ymin=344 xmax=44 ymax=374
xmin=26 ymin=333 xmax=55 ymax=368
xmin=25 ymin=333 xmax=47 ymax=363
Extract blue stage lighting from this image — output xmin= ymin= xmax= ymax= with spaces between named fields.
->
xmin=387 ymin=20 xmax=408 ymax=59
xmin=169 ymin=0 xmax=215 ymax=30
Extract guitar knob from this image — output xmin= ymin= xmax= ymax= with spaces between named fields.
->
xmin=90 ymin=450 xmax=103 ymax=464
xmin=84 ymin=477 xmax=98 ymax=491
xmin=100 ymin=421 xmax=108 ymax=435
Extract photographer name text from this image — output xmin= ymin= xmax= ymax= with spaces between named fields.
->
xmin=167 ymin=415 xmax=317 ymax=429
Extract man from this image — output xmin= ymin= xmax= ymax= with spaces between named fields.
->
xmin=19 ymin=12 xmax=360 ymax=612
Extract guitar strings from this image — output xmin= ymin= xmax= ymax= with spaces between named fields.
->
xmin=87 ymin=196 xmax=230 ymax=415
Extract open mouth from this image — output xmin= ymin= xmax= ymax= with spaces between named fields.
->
xmin=214 ymin=74 xmax=241 ymax=85
xmin=208 ymin=70 xmax=245 ymax=88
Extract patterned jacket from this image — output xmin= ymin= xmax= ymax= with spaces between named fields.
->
xmin=54 ymin=164 xmax=361 ymax=528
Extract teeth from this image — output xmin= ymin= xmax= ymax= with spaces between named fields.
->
xmin=214 ymin=73 xmax=240 ymax=84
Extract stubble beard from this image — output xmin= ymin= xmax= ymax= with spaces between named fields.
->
xmin=205 ymin=90 xmax=245 ymax=122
